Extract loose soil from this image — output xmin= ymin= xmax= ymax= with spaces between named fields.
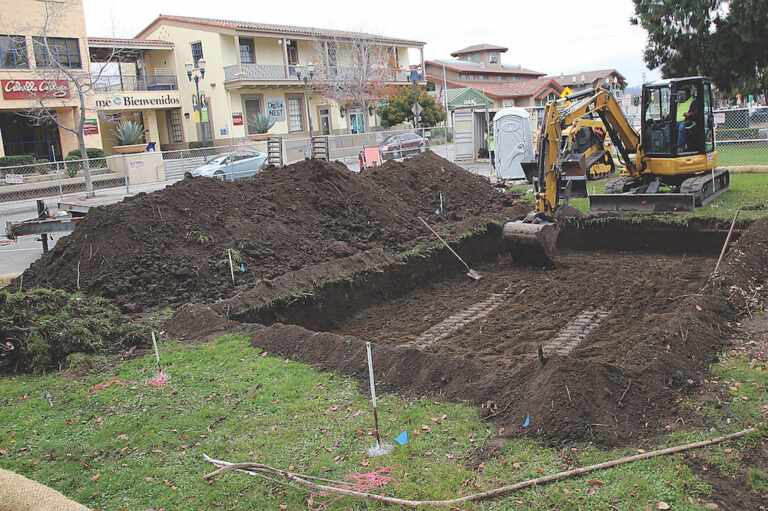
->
xmin=207 ymin=218 xmax=768 ymax=447
xmin=17 ymin=153 xmax=526 ymax=311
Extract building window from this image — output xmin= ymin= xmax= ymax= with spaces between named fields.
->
xmin=166 ymin=109 xmax=183 ymax=143
xmin=239 ymin=38 xmax=254 ymax=64
xmin=536 ymin=92 xmax=559 ymax=107
xmin=244 ymin=98 xmax=262 ymax=135
xmin=0 ymin=35 xmax=28 ymax=69
xmin=33 ymin=37 xmax=80 ymax=68
xmin=286 ymin=97 xmax=303 ymax=132
xmin=468 ymin=75 xmax=475 ymax=81
xmin=489 ymin=51 xmax=499 ymax=64
xmin=477 ymin=75 xmax=485 ymax=81
xmin=191 ymin=42 xmax=203 ymax=67
xmin=286 ymin=40 xmax=298 ymax=66
xmin=497 ymin=75 xmax=503 ymax=81
xmin=465 ymin=53 xmax=480 ymax=62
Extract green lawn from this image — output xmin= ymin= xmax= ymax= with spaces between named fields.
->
xmin=510 ymin=172 xmax=768 ymax=221
xmin=1 ymin=333 xmax=765 ymax=509
xmin=716 ymin=142 xmax=768 ymax=167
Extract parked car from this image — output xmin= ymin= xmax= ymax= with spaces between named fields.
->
xmin=377 ymin=133 xmax=429 ymax=160
xmin=190 ymin=150 xmax=268 ymax=180
xmin=750 ymin=108 xmax=768 ymax=124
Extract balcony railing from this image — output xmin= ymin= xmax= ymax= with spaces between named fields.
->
xmin=93 ymin=75 xmax=179 ymax=93
xmin=224 ymin=64 xmax=411 ymax=83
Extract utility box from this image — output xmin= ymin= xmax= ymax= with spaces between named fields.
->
xmin=493 ymin=107 xmax=533 ymax=180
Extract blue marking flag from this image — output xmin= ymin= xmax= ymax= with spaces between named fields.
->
xmin=435 ymin=208 xmax=440 ymax=215
xmin=240 ymin=263 xmax=245 ymax=272
xmin=522 ymin=414 xmax=530 ymax=427
xmin=394 ymin=430 xmax=409 ymax=445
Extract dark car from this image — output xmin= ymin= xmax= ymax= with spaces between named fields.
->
xmin=377 ymin=133 xmax=429 ymax=160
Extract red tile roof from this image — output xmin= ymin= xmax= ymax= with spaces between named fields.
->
xmin=88 ymin=37 xmax=174 ymax=49
xmin=451 ymin=44 xmax=508 ymax=56
xmin=425 ymin=60 xmax=544 ymax=77
xmin=425 ymin=74 xmax=563 ymax=100
xmin=136 ymin=15 xmax=424 ymax=47
xmin=547 ymin=69 xmax=627 ymax=87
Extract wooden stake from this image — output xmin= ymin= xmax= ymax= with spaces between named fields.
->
xmin=714 ymin=209 xmax=740 ymax=275
xmin=151 ymin=332 xmax=161 ymax=371
xmin=203 ymin=427 xmax=755 ymax=507
xmin=76 ymin=260 xmax=80 ymax=290
xmin=366 ymin=342 xmax=383 ymax=448
xmin=227 ymin=249 xmax=236 ymax=287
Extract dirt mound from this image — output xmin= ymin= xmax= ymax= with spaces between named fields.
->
xmin=18 ymin=153 xmax=526 ymax=311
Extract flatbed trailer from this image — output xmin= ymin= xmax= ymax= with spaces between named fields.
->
xmin=5 ymin=200 xmax=89 ymax=252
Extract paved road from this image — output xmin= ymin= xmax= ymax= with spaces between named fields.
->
xmin=0 ymin=146 xmax=495 ymax=276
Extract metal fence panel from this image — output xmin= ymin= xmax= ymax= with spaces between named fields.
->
xmin=0 ymin=124 xmax=457 ymax=203
xmin=714 ymin=106 xmax=768 ymax=168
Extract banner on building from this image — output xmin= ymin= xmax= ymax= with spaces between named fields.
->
xmin=83 ymin=119 xmax=99 ymax=135
xmin=2 ymin=79 xmax=70 ymax=100
xmin=266 ymin=97 xmax=285 ymax=121
xmin=232 ymin=113 xmax=243 ymax=126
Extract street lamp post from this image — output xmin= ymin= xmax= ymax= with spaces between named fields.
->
xmin=185 ymin=58 xmax=207 ymax=150
xmin=296 ymin=62 xmax=315 ymax=136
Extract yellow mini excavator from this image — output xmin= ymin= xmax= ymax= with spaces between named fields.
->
xmin=504 ymin=76 xmax=729 ymax=261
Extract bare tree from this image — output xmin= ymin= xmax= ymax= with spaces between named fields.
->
xmin=308 ymin=34 xmax=401 ymax=133
xmin=3 ymin=0 xmax=124 ymax=197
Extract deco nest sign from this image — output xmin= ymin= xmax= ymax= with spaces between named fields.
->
xmin=2 ymin=79 xmax=70 ymax=100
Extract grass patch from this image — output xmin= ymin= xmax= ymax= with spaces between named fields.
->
xmin=1 ymin=333 xmax=755 ymax=510
xmin=717 ymin=142 xmax=768 ymax=167
xmin=510 ymin=173 xmax=768 ymax=221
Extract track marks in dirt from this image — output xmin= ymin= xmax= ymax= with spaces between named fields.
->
xmin=404 ymin=286 xmax=513 ymax=350
xmin=540 ymin=307 xmax=610 ymax=357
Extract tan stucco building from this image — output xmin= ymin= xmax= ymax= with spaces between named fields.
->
xmin=0 ymin=0 xmax=102 ymax=160
xmin=131 ymin=15 xmax=425 ymax=148
xmin=1 ymin=3 xmax=425 ymax=159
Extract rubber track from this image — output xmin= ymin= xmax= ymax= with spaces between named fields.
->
xmin=541 ymin=307 xmax=610 ymax=357
xmin=405 ymin=286 xmax=513 ymax=350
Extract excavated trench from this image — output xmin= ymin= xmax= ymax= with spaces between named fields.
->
xmin=192 ymin=217 xmax=766 ymax=446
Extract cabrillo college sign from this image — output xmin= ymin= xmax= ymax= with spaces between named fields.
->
xmin=95 ymin=94 xmax=180 ymax=109
xmin=2 ymin=79 xmax=70 ymax=99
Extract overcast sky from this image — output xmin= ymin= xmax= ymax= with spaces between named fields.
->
xmin=82 ymin=0 xmax=662 ymax=86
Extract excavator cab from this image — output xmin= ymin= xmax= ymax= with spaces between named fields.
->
xmin=641 ymin=78 xmax=715 ymax=158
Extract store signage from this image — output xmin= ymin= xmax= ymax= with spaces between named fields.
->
xmin=5 ymin=174 xmax=23 ymax=184
xmin=266 ymin=97 xmax=285 ymax=121
xmin=95 ymin=93 xmax=180 ymax=109
xmin=2 ymin=79 xmax=70 ymax=99
xmin=83 ymin=118 xmax=99 ymax=135
xmin=232 ymin=112 xmax=243 ymax=126
xmin=714 ymin=113 xmax=726 ymax=124
xmin=128 ymin=160 xmax=145 ymax=169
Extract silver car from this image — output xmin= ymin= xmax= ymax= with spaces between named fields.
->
xmin=190 ymin=150 xmax=268 ymax=181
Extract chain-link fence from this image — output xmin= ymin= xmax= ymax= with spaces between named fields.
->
xmin=0 ymin=155 xmax=127 ymax=204
xmin=0 ymin=126 xmax=456 ymax=204
xmin=714 ymin=106 xmax=768 ymax=168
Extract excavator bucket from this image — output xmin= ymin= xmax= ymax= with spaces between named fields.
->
xmin=502 ymin=220 xmax=559 ymax=264
xmin=589 ymin=193 xmax=695 ymax=213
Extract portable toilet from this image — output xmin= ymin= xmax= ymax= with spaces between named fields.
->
xmin=493 ymin=107 xmax=533 ymax=180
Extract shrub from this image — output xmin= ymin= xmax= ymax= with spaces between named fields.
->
xmin=248 ymin=113 xmax=275 ymax=134
xmin=188 ymin=140 xmax=214 ymax=149
xmin=112 ymin=120 xmax=145 ymax=145
xmin=0 ymin=288 xmax=149 ymax=374
xmin=66 ymin=148 xmax=107 ymax=160
xmin=34 ymin=158 xmax=51 ymax=175
xmin=0 ymin=154 xmax=37 ymax=174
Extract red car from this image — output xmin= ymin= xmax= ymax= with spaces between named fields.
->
xmin=377 ymin=133 xmax=429 ymax=160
